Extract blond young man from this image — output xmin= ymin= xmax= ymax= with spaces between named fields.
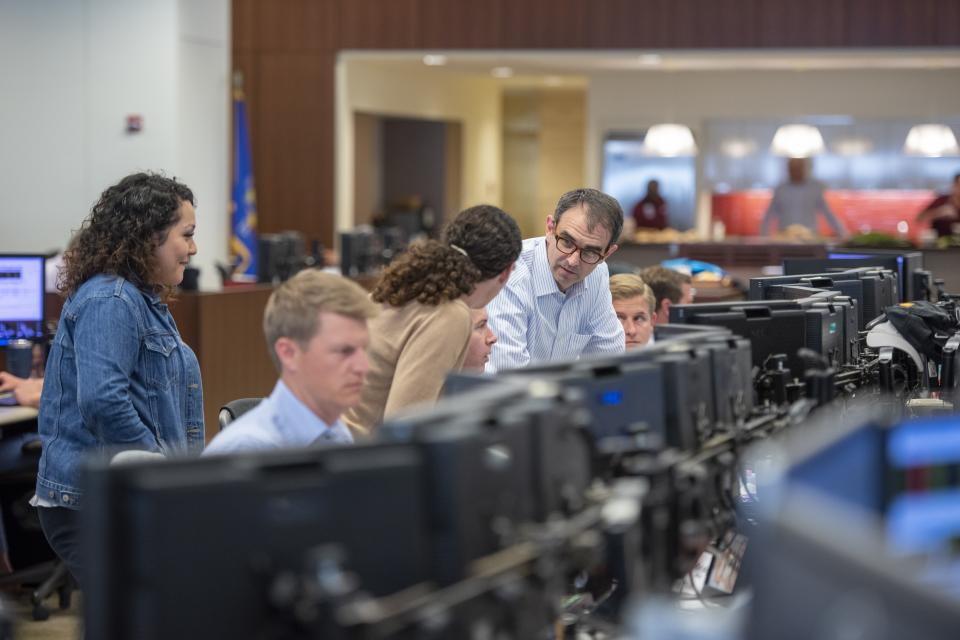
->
xmin=609 ymin=274 xmax=656 ymax=349
xmin=205 ymin=270 xmax=378 ymax=454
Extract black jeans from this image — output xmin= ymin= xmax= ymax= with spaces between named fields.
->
xmin=38 ymin=506 xmax=84 ymax=588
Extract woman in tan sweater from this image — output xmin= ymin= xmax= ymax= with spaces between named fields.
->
xmin=344 ymin=205 xmax=522 ymax=435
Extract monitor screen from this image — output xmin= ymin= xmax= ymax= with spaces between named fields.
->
xmin=0 ymin=254 xmax=45 ymax=346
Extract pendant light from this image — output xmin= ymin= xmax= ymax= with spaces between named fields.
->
xmin=770 ymin=124 xmax=825 ymax=157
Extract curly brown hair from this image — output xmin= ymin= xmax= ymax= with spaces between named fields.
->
xmin=372 ymin=204 xmax=522 ymax=307
xmin=59 ymin=173 xmax=194 ymax=297
xmin=372 ymin=239 xmax=480 ymax=306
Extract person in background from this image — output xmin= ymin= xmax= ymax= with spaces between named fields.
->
xmin=462 ymin=308 xmax=497 ymax=372
xmin=638 ymin=265 xmax=694 ymax=325
xmin=759 ymin=157 xmax=846 ymax=238
xmin=916 ymin=173 xmax=960 ymax=238
xmin=35 ymin=173 xmax=204 ymax=588
xmin=205 ymin=271 xmax=377 ymax=454
xmin=631 ymin=179 xmax=668 ymax=230
xmin=0 ymin=372 xmax=43 ymax=409
xmin=486 ymin=188 xmax=625 ymax=372
xmin=609 ymin=274 xmax=656 ymax=349
xmin=343 ymin=205 xmax=522 ymax=434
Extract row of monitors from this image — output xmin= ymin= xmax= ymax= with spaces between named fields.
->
xmin=670 ymin=266 xmax=904 ymax=378
xmin=84 ymin=326 xmax=757 ymax=638
xmin=447 ymin=324 xmax=754 ymax=455
xmin=85 ymin=382 xmax=595 ymax=639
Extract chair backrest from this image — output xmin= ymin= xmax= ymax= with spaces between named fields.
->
xmin=218 ymin=397 xmax=263 ymax=431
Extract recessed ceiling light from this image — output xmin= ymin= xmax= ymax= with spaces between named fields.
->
xmin=422 ymin=54 xmax=447 ymax=66
xmin=491 ymin=66 xmax=514 ymax=78
xmin=638 ymin=54 xmax=662 ymax=66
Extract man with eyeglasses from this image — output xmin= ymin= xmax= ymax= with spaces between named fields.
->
xmin=486 ymin=188 xmax=625 ymax=372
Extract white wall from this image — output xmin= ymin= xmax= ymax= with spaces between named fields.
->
xmin=0 ymin=0 xmax=230 ymax=290
xmin=587 ymin=68 xmax=960 ymax=231
xmin=335 ymin=58 xmax=502 ymax=233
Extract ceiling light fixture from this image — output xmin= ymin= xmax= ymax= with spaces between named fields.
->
xmin=770 ymin=124 xmax=825 ymax=157
xmin=644 ymin=123 xmax=697 ymax=157
xmin=903 ymin=123 xmax=960 ymax=157
xmin=491 ymin=66 xmax=514 ymax=78
xmin=720 ymin=138 xmax=757 ymax=158
xmin=422 ymin=54 xmax=447 ymax=66
xmin=638 ymin=54 xmax=662 ymax=66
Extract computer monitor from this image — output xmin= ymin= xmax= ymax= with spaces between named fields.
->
xmin=747 ymin=412 xmax=960 ymax=639
xmin=84 ymin=444 xmax=431 ymax=640
xmin=750 ymin=268 xmax=897 ymax=329
xmin=0 ymin=254 xmax=45 ymax=346
xmin=380 ymin=382 xmax=593 ymax=568
xmin=672 ymin=305 xmax=810 ymax=376
xmin=489 ymin=356 xmax=669 ymax=452
xmin=785 ymin=250 xmax=922 ymax=302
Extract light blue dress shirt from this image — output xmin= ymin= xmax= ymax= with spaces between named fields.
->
xmin=486 ymin=236 xmax=625 ymax=373
xmin=203 ymin=379 xmax=353 ymax=455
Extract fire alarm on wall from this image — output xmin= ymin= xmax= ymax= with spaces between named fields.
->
xmin=126 ymin=115 xmax=143 ymax=133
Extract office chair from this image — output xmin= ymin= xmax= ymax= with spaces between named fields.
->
xmin=0 ymin=435 xmax=74 ymax=621
xmin=218 ymin=397 xmax=263 ymax=430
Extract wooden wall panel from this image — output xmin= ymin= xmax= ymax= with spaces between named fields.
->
xmin=673 ymin=0 xmax=759 ymax=49
xmin=845 ymin=0 xmax=936 ymax=47
xmin=337 ymin=0 xmax=421 ymax=49
xmin=500 ymin=0 xmax=588 ymax=48
xmin=933 ymin=0 xmax=960 ymax=46
xmin=255 ymin=0 xmax=338 ymax=52
xmin=232 ymin=0 xmax=258 ymax=51
xmin=418 ymin=0 xmax=502 ymax=49
xmin=584 ymin=0 xmax=674 ymax=49
xmin=255 ymin=52 xmax=334 ymax=245
xmin=173 ymin=288 xmax=276 ymax=442
xmin=756 ymin=1 xmax=846 ymax=47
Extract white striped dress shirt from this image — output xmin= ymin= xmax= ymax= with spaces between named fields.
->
xmin=486 ymin=236 xmax=625 ymax=373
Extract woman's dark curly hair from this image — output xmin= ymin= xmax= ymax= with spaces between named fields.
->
xmin=372 ymin=204 xmax=522 ymax=307
xmin=60 ymin=172 xmax=194 ymax=297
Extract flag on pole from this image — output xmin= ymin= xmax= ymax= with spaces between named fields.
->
xmin=230 ymin=71 xmax=258 ymax=280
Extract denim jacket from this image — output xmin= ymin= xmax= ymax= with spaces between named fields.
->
xmin=36 ymin=274 xmax=203 ymax=508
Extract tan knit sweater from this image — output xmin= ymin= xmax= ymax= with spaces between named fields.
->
xmin=343 ymin=298 xmax=471 ymax=436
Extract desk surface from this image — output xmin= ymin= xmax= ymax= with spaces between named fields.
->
xmin=0 ymin=406 xmax=39 ymax=427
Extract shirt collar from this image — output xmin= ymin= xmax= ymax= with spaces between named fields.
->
xmin=531 ymin=235 xmax=587 ymax=299
xmin=269 ymin=379 xmax=352 ymax=446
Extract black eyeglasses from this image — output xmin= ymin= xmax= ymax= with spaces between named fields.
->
xmin=554 ymin=234 xmax=605 ymax=265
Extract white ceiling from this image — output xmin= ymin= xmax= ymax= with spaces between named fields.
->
xmin=343 ymin=48 xmax=960 ymax=87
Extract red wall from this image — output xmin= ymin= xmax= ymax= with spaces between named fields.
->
xmin=711 ymin=190 xmax=937 ymax=241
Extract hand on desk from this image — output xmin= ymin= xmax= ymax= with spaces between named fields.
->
xmin=0 ymin=372 xmax=43 ymax=409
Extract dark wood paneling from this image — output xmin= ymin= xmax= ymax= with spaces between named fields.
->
xmin=673 ymin=0 xmax=759 ymax=48
xmin=337 ymin=0 xmax=421 ymax=49
xmin=197 ymin=288 xmax=275 ymax=442
xmin=756 ymin=0 xmax=846 ymax=47
xmin=584 ymin=0 xmax=674 ymax=49
xmin=255 ymin=52 xmax=335 ymax=245
xmin=232 ymin=0 xmax=258 ymax=51
xmin=933 ymin=0 xmax=960 ymax=46
xmin=419 ymin=0 xmax=502 ymax=49
xmin=500 ymin=0 xmax=588 ymax=48
xmin=845 ymin=0 xmax=928 ymax=46
xmin=255 ymin=0 xmax=338 ymax=52
xmin=172 ymin=288 xmax=275 ymax=442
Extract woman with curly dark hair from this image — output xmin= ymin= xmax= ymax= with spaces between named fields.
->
xmin=34 ymin=172 xmax=203 ymax=587
xmin=343 ymin=204 xmax=521 ymax=434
